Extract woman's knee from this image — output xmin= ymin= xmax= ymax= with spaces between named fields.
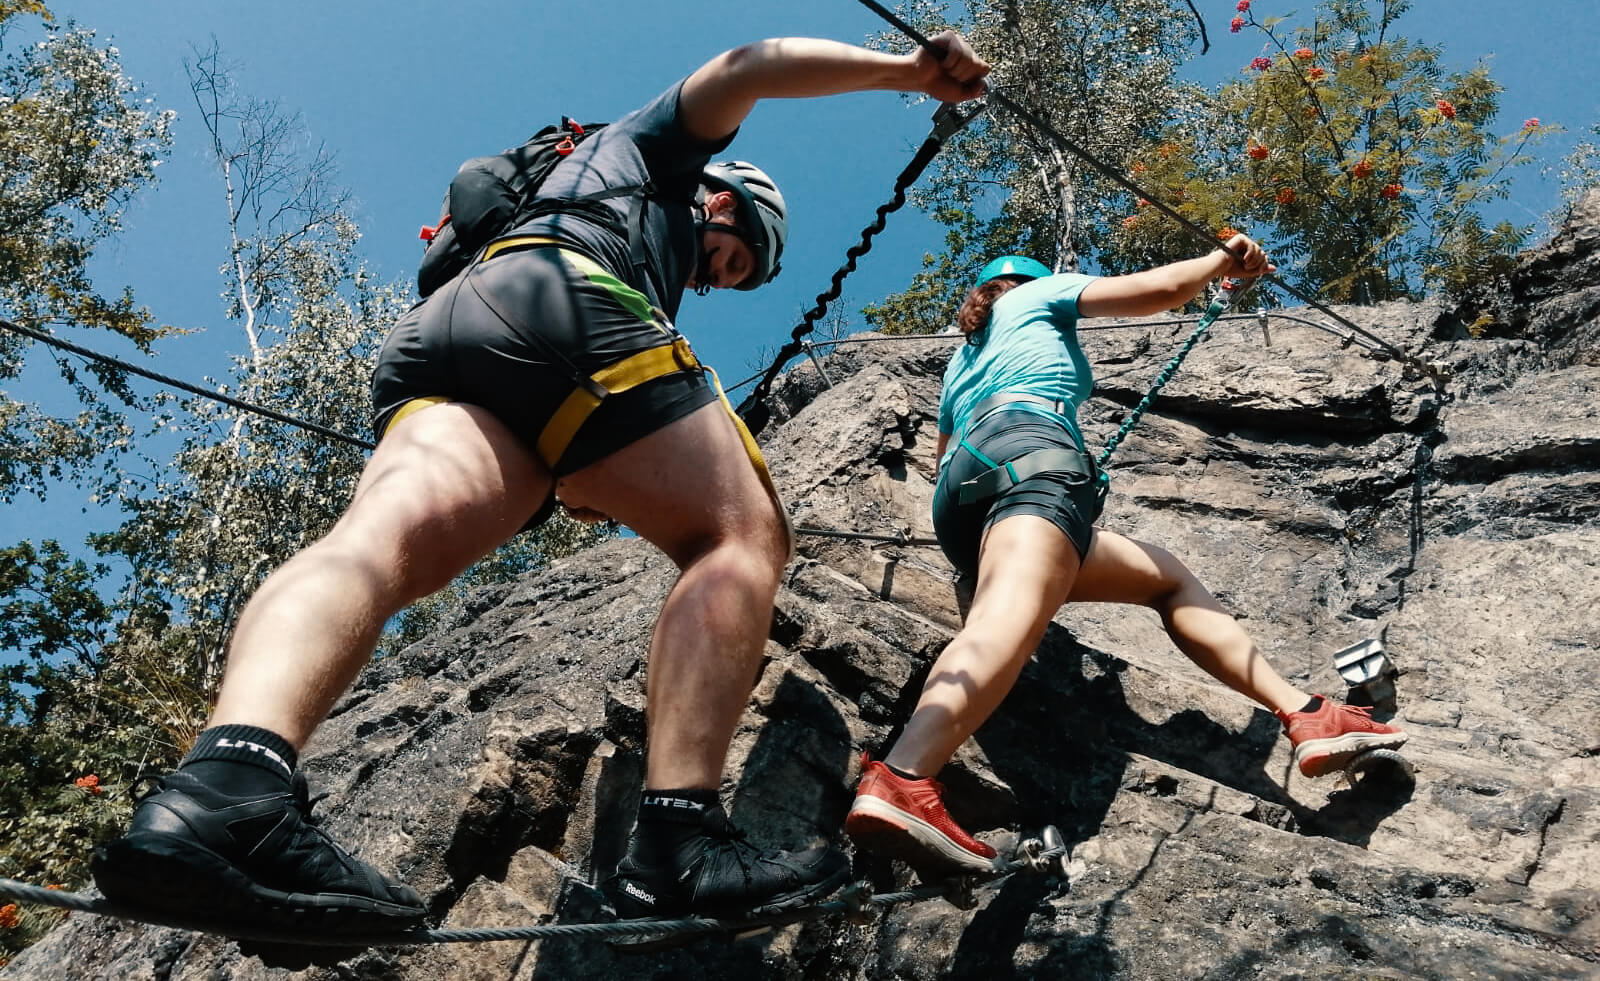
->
xmin=1139 ymin=543 xmax=1208 ymax=609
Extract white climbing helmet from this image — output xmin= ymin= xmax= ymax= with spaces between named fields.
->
xmin=701 ymin=160 xmax=787 ymax=290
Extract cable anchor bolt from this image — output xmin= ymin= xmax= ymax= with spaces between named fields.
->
xmin=799 ymin=340 xmax=835 ymax=389
xmin=1041 ymin=824 xmax=1073 ymax=879
xmin=1020 ymin=836 xmax=1048 ymax=874
xmin=837 ymin=882 xmax=876 ymax=924
xmin=944 ymin=876 xmax=979 ymax=911
xmin=1332 ymin=628 xmax=1398 ymax=715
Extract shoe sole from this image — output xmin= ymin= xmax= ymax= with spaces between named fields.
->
xmin=1294 ymin=731 xmax=1409 ymax=778
xmin=606 ymin=864 xmax=853 ymax=954
xmin=845 ymin=797 xmax=1000 ymax=878
xmin=92 ymin=833 xmax=426 ymax=935
xmin=743 ymin=861 xmax=853 ymax=918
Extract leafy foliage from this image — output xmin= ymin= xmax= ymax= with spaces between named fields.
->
xmin=1551 ymin=120 xmax=1600 ymax=216
xmin=0 ymin=37 xmax=609 ymax=959
xmin=1112 ymin=0 xmax=1545 ymax=303
xmin=0 ymin=3 xmax=172 ymax=341
xmin=864 ymin=0 xmax=1205 ymax=333
xmin=863 ymin=0 xmax=1548 ymax=337
xmin=0 ymin=3 xmax=171 ymax=504
xmin=0 ymin=540 xmax=141 ymax=954
xmin=0 ymin=10 xmax=171 ymax=947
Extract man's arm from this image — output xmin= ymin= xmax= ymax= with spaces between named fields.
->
xmin=678 ymin=33 xmax=988 ymax=143
xmin=1077 ymin=234 xmax=1275 ymax=320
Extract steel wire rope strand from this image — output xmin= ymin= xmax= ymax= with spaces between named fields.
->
xmin=852 ymin=0 xmax=1444 ymax=384
xmin=0 ymin=318 xmax=376 ymax=451
xmin=721 ymin=310 xmax=1383 ymax=396
xmin=795 ymin=524 xmax=940 ymax=546
xmin=0 ymin=847 xmax=1060 ymax=947
xmin=735 ymin=103 xmax=983 ymax=431
xmin=802 ymin=311 xmax=1385 ymax=347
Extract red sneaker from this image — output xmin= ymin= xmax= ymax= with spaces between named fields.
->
xmin=1276 ymin=697 xmax=1408 ymax=777
xmin=844 ymin=757 xmax=999 ymax=875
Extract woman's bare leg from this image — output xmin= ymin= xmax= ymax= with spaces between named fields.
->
xmin=885 ymin=514 xmax=1082 ymax=777
xmin=1066 ymin=529 xmax=1309 ymax=716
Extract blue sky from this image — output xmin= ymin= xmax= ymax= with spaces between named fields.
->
xmin=5 ymin=0 xmax=1597 ymax=551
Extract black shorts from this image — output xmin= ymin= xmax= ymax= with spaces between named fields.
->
xmin=371 ymin=243 xmax=716 ymax=483
xmin=932 ymin=406 xmax=1103 ymax=578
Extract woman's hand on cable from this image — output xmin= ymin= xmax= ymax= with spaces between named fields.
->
xmin=1217 ymin=233 xmax=1275 ymax=279
xmin=908 ymin=30 xmax=990 ymax=103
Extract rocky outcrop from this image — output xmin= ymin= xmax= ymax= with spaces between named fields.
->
xmin=10 ymin=202 xmax=1600 ymax=979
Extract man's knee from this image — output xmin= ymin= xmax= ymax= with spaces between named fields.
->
xmin=323 ymin=476 xmax=524 ymax=604
xmin=676 ymin=504 xmax=787 ymax=582
xmin=745 ymin=491 xmax=791 ymax=568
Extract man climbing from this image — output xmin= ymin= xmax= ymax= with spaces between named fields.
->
xmin=92 ymin=32 xmax=990 ymax=930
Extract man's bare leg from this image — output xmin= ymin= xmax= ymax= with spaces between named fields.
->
xmin=557 ymin=400 xmax=849 ymax=917
xmin=558 ymin=401 xmax=788 ymax=790
xmin=94 ymin=402 xmax=552 ymax=929
xmin=211 ymin=402 xmax=553 ymax=746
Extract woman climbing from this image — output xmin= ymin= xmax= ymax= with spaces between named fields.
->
xmin=844 ymin=236 xmax=1407 ymax=875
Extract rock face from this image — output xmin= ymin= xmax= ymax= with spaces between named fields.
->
xmin=11 ymin=197 xmax=1600 ymax=980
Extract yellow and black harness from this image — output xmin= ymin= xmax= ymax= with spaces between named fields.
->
xmin=384 ymin=235 xmax=791 ymax=553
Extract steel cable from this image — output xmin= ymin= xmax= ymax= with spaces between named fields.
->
xmin=0 ymin=318 xmax=375 ymax=450
xmin=0 ymin=844 xmax=1061 ymax=947
xmin=852 ymin=0 xmax=1445 ymax=385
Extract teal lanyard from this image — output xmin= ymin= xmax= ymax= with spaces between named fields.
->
xmin=1096 ymin=278 xmax=1258 ymax=469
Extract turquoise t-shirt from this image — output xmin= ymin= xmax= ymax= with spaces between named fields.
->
xmin=939 ymin=273 xmax=1097 ymax=462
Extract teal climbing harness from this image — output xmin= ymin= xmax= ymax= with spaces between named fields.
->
xmin=954 ymin=393 xmax=1098 ymax=505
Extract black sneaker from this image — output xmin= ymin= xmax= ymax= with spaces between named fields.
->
xmin=91 ymin=769 xmax=427 ymax=934
xmin=601 ymin=803 xmax=850 ymax=920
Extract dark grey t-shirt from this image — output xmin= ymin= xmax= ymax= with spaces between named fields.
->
xmin=510 ymin=79 xmax=734 ymax=322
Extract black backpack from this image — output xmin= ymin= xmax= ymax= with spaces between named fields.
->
xmin=417 ymin=118 xmax=647 ymax=298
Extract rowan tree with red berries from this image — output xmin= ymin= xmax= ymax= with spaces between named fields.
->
xmin=1113 ymin=0 xmax=1550 ymax=302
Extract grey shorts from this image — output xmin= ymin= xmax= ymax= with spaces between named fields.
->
xmin=932 ymin=406 xmax=1104 ymax=577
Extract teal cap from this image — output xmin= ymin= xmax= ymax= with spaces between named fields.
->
xmin=976 ymin=255 xmax=1052 ymax=286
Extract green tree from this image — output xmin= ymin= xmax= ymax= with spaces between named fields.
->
xmin=1551 ymin=120 xmax=1600 ymax=215
xmin=0 ymin=44 xmax=609 ymax=945
xmin=0 ymin=540 xmax=144 ymax=956
xmin=0 ymin=2 xmax=171 ymax=337
xmin=864 ymin=0 xmax=1205 ymax=334
xmin=0 ymin=2 xmax=173 ymax=502
xmin=0 ymin=8 xmax=174 ymax=945
xmin=1114 ymin=0 xmax=1547 ymax=303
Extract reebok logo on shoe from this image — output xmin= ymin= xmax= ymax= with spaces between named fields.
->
xmin=622 ymin=881 xmax=656 ymax=906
